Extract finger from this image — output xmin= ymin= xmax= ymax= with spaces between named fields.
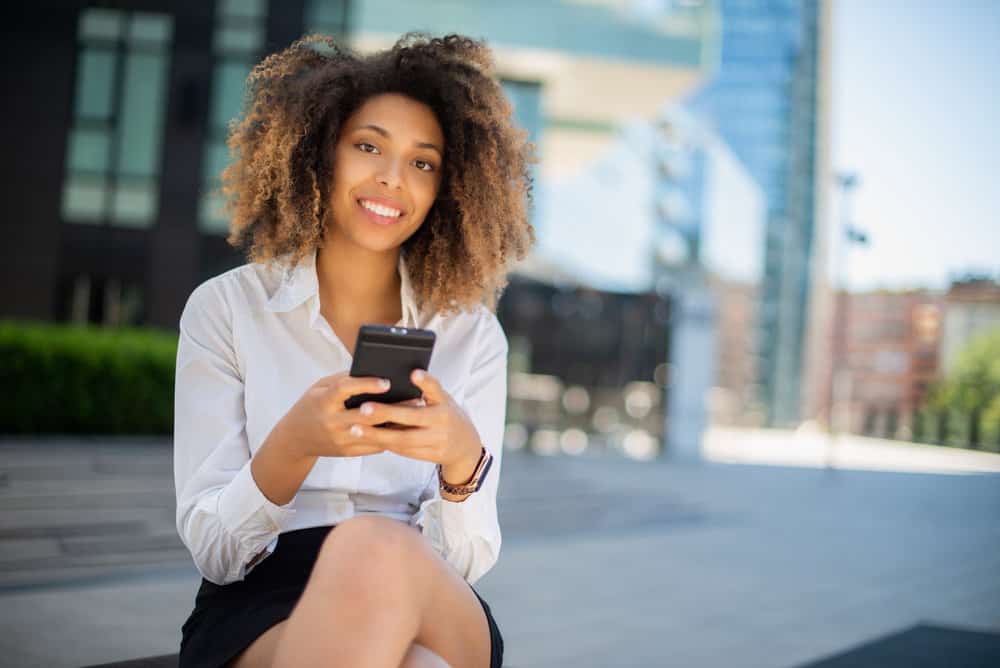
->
xmin=342 ymin=424 xmax=389 ymax=455
xmin=357 ymin=401 xmax=437 ymax=428
xmin=348 ymin=422 xmax=436 ymax=450
xmin=328 ymin=376 xmax=392 ymax=405
xmin=314 ymin=371 xmax=349 ymax=388
xmin=399 ymin=397 xmax=428 ymax=408
xmin=410 ymin=369 xmax=448 ymax=405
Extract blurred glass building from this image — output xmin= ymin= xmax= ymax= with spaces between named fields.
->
xmin=496 ymin=277 xmax=671 ymax=460
xmin=3 ymin=0 xmax=718 ymax=331
xmin=3 ymin=0 xmax=722 ymax=458
xmin=684 ymin=0 xmax=827 ymax=427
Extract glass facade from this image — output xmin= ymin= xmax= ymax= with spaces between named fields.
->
xmin=304 ymin=0 xmax=350 ymax=38
xmin=62 ymin=8 xmax=173 ymax=228
xmin=684 ymin=0 xmax=821 ymax=425
xmin=501 ymin=78 xmax=543 ymax=219
xmin=199 ymin=0 xmax=269 ymax=233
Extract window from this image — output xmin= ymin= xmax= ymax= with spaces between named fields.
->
xmin=59 ymin=273 xmax=145 ymax=327
xmin=501 ymin=79 xmax=542 ymax=228
xmin=62 ymin=9 xmax=174 ymax=228
xmin=304 ymin=0 xmax=350 ymax=39
xmin=501 ymin=80 xmax=543 ymax=151
xmin=199 ymin=0 xmax=269 ymax=233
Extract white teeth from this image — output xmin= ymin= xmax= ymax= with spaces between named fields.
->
xmin=360 ymin=200 xmax=401 ymax=218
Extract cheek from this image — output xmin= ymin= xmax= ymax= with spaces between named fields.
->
xmin=331 ymin=149 xmax=363 ymax=195
xmin=415 ymin=177 xmax=442 ymax=213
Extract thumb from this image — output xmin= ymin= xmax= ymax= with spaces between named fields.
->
xmin=410 ymin=369 xmax=446 ymax=405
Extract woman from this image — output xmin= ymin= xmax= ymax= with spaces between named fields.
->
xmin=173 ymin=33 xmax=533 ymax=668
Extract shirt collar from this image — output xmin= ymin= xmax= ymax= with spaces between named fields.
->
xmin=265 ymin=247 xmax=421 ymax=328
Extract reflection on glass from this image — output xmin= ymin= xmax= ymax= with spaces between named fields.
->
xmin=305 ymin=0 xmax=349 ymax=33
xmin=199 ymin=192 xmax=229 ymax=233
xmin=111 ymin=180 xmax=156 ymax=227
xmin=219 ymin=0 xmax=267 ymax=20
xmin=67 ymin=128 xmax=111 ymax=173
xmin=62 ymin=176 xmax=107 ymax=223
xmin=64 ymin=9 xmax=173 ymax=229
xmin=129 ymin=13 xmax=173 ymax=44
xmin=117 ymin=52 xmax=169 ymax=177
xmin=214 ymin=24 xmax=264 ymax=54
xmin=74 ymin=50 xmax=116 ymax=120
xmin=80 ymin=8 xmax=123 ymax=41
xmin=203 ymin=142 xmax=231 ymax=182
xmin=210 ymin=62 xmax=252 ymax=131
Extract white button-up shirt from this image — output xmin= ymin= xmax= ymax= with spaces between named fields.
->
xmin=173 ymin=248 xmax=506 ymax=586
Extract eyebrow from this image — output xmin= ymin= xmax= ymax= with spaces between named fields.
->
xmin=356 ymin=123 xmax=443 ymax=156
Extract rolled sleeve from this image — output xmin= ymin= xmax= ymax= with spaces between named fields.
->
xmin=173 ymin=279 xmax=296 ymax=585
xmin=218 ymin=461 xmax=297 ymax=545
xmin=412 ymin=310 xmax=506 ymax=585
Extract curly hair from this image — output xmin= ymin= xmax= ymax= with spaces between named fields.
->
xmin=220 ymin=32 xmax=535 ymax=314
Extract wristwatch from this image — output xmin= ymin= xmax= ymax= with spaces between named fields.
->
xmin=438 ymin=446 xmax=494 ymax=497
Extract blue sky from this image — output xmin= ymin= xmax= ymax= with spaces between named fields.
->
xmin=832 ymin=0 xmax=1000 ymax=290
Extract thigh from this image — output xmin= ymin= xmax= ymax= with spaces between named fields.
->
xmin=400 ymin=642 xmax=452 ymax=668
xmin=315 ymin=515 xmax=493 ymax=668
xmin=409 ymin=535 xmax=492 ymax=668
xmin=229 ymin=620 xmax=286 ymax=668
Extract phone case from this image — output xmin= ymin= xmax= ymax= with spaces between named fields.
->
xmin=344 ymin=324 xmax=436 ymax=409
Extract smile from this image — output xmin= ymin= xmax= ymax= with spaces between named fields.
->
xmin=358 ymin=198 xmax=403 ymax=219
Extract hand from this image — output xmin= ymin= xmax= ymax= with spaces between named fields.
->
xmin=276 ymin=372 xmax=395 ymax=460
xmin=348 ymin=369 xmax=483 ymax=474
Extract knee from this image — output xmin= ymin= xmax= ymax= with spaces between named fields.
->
xmin=315 ymin=514 xmax=426 ymax=583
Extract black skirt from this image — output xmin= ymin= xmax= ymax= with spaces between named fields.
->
xmin=180 ymin=525 xmax=504 ymax=668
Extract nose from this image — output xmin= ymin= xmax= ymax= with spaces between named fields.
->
xmin=375 ymin=158 xmax=403 ymax=190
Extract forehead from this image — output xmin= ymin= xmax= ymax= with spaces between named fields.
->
xmin=343 ymin=93 xmax=444 ymax=146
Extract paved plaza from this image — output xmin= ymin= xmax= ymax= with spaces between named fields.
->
xmin=1 ymin=432 xmax=998 ymax=667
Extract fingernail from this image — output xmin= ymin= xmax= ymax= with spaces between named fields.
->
xmin=416 ymin=398 xmax=426 ymax=407
xmin=413 ymin=369 xmax=425 ymax=381
xmin=361 ymin=403 xmax=373 ymax=416
xmin=350 ymin=425 xmax=363 ymax=437
xmin=380 ymin=378 xmax=391 ymax=390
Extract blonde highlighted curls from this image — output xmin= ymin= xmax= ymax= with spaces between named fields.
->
xmin=220 ymin=33 xmax=535 ymax=313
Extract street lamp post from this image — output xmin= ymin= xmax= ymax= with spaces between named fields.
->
xmin=826 ymin=172 xmax=867 ymax=469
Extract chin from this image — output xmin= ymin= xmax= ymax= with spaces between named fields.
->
xmin=346 ymin=228 xmax=410 ymax=255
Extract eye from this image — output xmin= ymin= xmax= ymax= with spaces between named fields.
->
xmin=413 ymin=159 xmax=436 ymax=173
xmin=356 ymin=142 xmax=379 ymax=154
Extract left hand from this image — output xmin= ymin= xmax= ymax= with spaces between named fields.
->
xmin=347 ymin=369 xmax=482 ymax=473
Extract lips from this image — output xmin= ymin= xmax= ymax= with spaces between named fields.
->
xmin=357 ymin=197 xmax=405 ymax=226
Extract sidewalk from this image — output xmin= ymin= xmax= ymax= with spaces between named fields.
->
xmin=2 ymin=432 xmax=999 ymax=667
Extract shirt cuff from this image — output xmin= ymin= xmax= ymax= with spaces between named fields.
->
xmin=218 ymin=461 xmax=297 ymax=548
xmin=244 ymin=535 xmax=280 ymax=577
xmin=438 ymin=488 xmax=490 ymax=548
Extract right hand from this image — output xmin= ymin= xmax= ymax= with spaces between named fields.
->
xmin=276 ymin=372 xmax=394 ymax=460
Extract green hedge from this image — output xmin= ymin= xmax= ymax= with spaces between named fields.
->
xmin=0 ymin=320 xmax=178 ymax=435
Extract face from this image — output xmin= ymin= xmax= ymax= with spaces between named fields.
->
xmin=326 ymin=92 xmax=445 ymax=254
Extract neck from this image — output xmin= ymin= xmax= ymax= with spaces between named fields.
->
xmin=315 ymin=237 xmax=402 ymax=325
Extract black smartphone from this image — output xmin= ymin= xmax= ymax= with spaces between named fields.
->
xmin=344 ymin=324 xmax=436 ymax=410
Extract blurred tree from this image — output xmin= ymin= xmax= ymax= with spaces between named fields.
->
xmin=927 ymin=327 xmax=1000 ymax=451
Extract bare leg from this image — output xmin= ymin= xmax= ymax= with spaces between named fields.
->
xmin=231 ymin=622 xmax=450 ymax=668
xmin=256 ymin=515 xmax=490 ymax=668
xmin=399 ymin=643 xmax=452 ymax=668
